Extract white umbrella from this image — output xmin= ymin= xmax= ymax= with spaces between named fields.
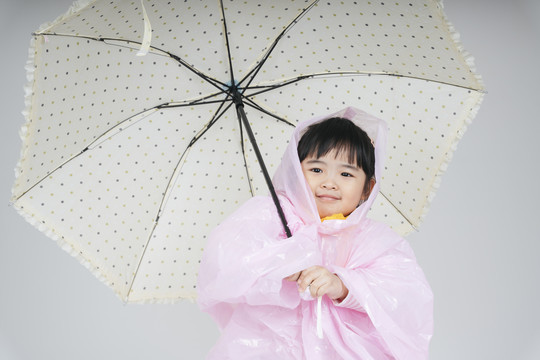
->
xmin=11 ymin=0 xmax=483 ymax=303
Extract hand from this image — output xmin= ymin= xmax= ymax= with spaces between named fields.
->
xmin=285 ymin=266 xmax=348 ymax=301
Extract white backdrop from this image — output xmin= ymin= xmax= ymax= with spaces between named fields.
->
xmin=1 ymin=1 xmax=539 ymax=359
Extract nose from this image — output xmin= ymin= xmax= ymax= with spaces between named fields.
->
xmin=321 ymin=177 xmax=337 ymax=190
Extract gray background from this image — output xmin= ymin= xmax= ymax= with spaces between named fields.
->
xmin=1 ymin=0 xmax=539 ymax=359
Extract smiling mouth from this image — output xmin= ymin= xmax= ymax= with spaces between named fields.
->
xmin=317 ymin=194 xmax=340 ymax=201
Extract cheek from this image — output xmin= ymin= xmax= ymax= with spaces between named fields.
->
xmin=346 ymin=180 xmax=365 ymax=202
xmin=302 ymin=171 xmax=318 ymax=193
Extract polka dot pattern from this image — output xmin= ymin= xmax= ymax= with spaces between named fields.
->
xmin=13 ymin=0 xmax=483 ymax=302
xmin=129 ymin=109 xmax=258 ymax=300
xmin=254 ymin=0 xmax=481 ymax=90
xmin=12 ymin=34 xmax=217 ymax=199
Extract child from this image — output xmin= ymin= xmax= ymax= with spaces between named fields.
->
xmin=197 ymin=107 xmax=433 ymax=359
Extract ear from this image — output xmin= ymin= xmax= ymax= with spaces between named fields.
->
xmin=362 ymin=178 xmax=376 ymax=201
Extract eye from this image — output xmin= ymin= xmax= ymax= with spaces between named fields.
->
xmin=310 ymin=168 xmax=322 ymax=173
xmin=341 ymin=172 xmax=353 ymax=177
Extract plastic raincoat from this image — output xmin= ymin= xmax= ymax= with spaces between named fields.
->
xmin=197 ymin=107 xmax=433 ymax=359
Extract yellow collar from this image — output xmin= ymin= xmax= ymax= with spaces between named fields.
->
xmin=320 ymin=213 xmax=347 ymax=222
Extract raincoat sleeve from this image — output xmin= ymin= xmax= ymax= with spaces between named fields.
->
xmin=197 ymin=196 xmax=321 ymax=328
xmin=330 ymin=224 xmax=433 ymax=359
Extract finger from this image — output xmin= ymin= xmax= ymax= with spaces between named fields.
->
xmin=316 ymin=276 xmax=343 ymax=299
xmin=298 ymin=271 xmax=319 ymax=292
xmin=310 ymin=278 xmax=329 ymax=298
xmin=284 ymin=272 xmax=301 ymax=282
xmin=297 ymin=266 xmax=330 ymax=292
xmin=309 ymin=283 xmax=318 ymax=298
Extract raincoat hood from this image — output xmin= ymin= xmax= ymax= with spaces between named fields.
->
xmin=272 ymin=107 xmax=388 ymax=228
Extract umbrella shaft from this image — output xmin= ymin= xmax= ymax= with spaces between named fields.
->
xmin=233 ymin=96 xmax=292 ymax=238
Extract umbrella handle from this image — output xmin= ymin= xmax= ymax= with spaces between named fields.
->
xmin=234 ymin=100 xmax=292 ymax=238
xmin=317 ymin=296 xmax=323 ymax=339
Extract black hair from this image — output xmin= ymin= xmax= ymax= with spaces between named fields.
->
xmin=297 ymin=117 xmax=375 ymax=197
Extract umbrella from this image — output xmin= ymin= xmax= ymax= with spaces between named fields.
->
xmin=11 ymin=0 xmax=483 ymax=303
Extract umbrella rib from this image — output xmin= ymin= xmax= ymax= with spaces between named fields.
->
xmin=147 ymin=100 xmax=234 ymax=224
xmin=12 ymin=147 xmax=91 ymax=203
xmin=12 ymin=106 xmax=163 ymax=202
xmin=242 ymin=72 xmax=374 ymax=99
xmin=35 ymin=32 xmax=230 ymax=94
xmin=158 ymin=96 xmax=231 ymax=109
xmin=85 ymin=108 xmax=162 ymax=150
xmin=237 ymin=115 xmax=255 ymax=197
xmin=237 ymin=0 xmax=320 ymax=90
xmin=378 ymin=190 xmax=419 ymax=232
xmin=126 ymin=101 xmax=234 ymax=299
xmin=242 ymin=98 xmax=296 ymax=128
xmin=385 ymin=73 xmax=486 ymax=93
xmin=219 ymin=0 xmax=236 ymax=87
xmin=243 ymin=75 xmax=313 ymax=95
xmin=243 ymin=71 xmax=484 ymax=98
xmin=154 ymin=100 xmax=235 ymax=223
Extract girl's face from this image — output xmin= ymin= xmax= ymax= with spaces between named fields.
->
xmin=301 ymin=150 xmax=369 ymax=218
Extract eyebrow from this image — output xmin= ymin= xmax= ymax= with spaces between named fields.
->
xmin=304 ymin=159 xmax=360 ymax=171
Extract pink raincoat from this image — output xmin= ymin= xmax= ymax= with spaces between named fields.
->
xmin=197 ymin=107 xmax=433 ymax=359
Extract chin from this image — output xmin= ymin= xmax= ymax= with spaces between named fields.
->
xmin=320 ymin=209 xmax=341 ymax=218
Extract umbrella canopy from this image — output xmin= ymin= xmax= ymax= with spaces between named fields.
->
xmin=12 ymin=0 xmax=483 ymax=303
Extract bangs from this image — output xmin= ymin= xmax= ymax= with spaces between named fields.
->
xmin=308 ymin=137 xmax=364 ymax=168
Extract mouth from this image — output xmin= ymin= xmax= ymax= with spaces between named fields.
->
xmin=316 ymin=194 xmax=340 ymax=202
